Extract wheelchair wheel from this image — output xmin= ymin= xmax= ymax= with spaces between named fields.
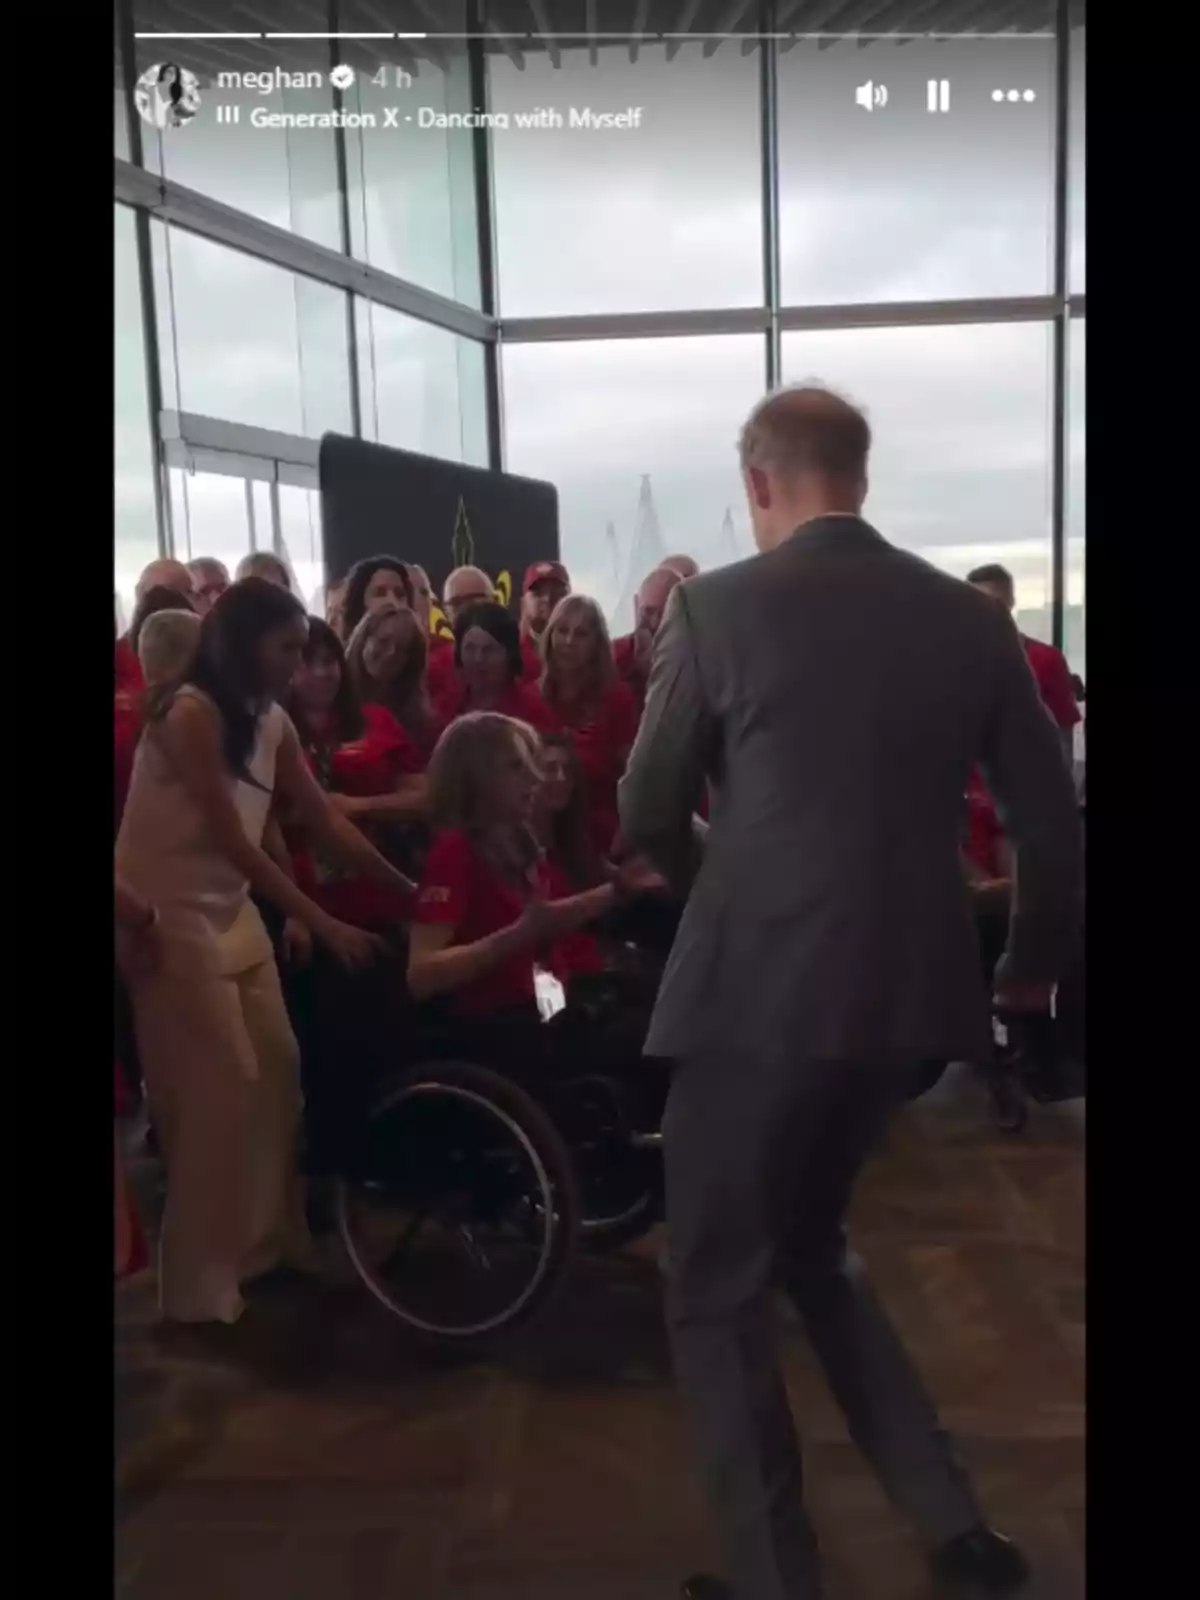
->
xmin=559 ymin=1074 xmax=663 ymax=1254
xmin=334 ymin=1060 xmax=580 ymax=1351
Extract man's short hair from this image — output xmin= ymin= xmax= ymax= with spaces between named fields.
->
xmin=966 ymin=563 xmax=1014 ymax=590
xmin=738 ymin=384 xmax=871 ymax=482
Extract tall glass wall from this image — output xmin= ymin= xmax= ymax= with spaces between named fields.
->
xmin=113 ymin=3 xmax=1083 ymax=667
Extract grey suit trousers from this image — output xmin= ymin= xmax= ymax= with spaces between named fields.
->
xmin=663 ymin=1053 xmax=981 ymax=1600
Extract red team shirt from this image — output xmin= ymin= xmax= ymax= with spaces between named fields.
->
xmin=115 ymin=636 xmax=144 ymax=696
xmin=965 ymin=636 xmax=1080 ymax=876
xmin=412 ymin=829 xmax=552 ymax=1016
xmin=541 ymin=682 xmax=640 ymax=854
xmin=520 ymin=632 xmax=543 ymax=682
xmin=425 ymin=636 xmax=457 ymax=702
xmin=434 ymin=678 xmax=556 ymax=733
xmin=291 ymin=704 xmax=420 ymax=930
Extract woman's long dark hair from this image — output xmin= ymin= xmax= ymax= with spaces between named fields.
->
xmin=454 ymin=600 xmax=523 ymax=681
xmin=154 ymin=577 xmax=307 ymax=778
xmin=285 ymin=616 xmax=364 ymax=751
xmin=538 ymin=731 xmax=606 ymax=889
xmin=128 ymin=584 xmax=196 ymax=657
xmin=343 ymin=556 xmax=415 ymax=637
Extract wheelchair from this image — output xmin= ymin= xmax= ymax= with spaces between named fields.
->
xmin=294 ymin=939 xmax=669 ymax=1356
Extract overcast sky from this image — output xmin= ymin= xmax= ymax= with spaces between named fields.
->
xmin=115 ymin=29 xmax=1084 ymax=650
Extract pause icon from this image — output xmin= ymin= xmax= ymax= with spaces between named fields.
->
xmin=926 ymin=79 xmax=950 ymax=113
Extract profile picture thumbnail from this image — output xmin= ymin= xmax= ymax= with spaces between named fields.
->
xmin=134 ymin=63 xmax=202 ymax=130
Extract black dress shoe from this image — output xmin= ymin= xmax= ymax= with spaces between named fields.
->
xmin=931 ymin=1527 xmax=1030 ymax=1590
xmin=680 ymin=1577 xmax=732 ymax=1600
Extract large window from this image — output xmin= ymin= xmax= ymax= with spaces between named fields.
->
xmin=778 ymin=30 xmax=1057 ymax=306
xmin=131 ymin=5 xmax=342 ymax=252
xmin=357 ymin=302 xmax=489 ymax=467
xmin=1069 ymin=28 xmax=1085 ymax=291
xmin=341 ymin=9 xmax=480 ymax=307
xmin=489 ymin=44 xmax=763 ymax=317
xmin=501 ymin=336 xmax=767 ymax=625
xmin=1066 ymin=319 xmax=1085 ymax=676
xmin=152 ymin=226 xmax=354 ymax=439
xmin=782 ymin=322 xmax=1054 ymax=632
xmin=114 ymin=206 xmax=160 ymax=613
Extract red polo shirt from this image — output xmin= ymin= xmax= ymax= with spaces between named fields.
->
xmin=115 ymin=637 xmax=144 ymax=695
xmin=435 ymin=679 xmax=556 ymax=733
xmin=1021 ymin=636 xmax=1081 ymax=730
xmin=291 ymin=704 xmax=419 ymax=931
xmin=541 ymin=682 xmax=640 ymax=853
xmin=425 ymin=635 xmax=457 ymax=702
xmin=412 ymin=829 xmax=550 ymax=1016
xmin=520 ymin=631 xmax=544 ymax=682
xmin=611 ymin=633 xmax=646 ymax=706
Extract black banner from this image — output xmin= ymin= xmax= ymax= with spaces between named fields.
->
xmin=319 ymin=435 xmax=559 ymax=640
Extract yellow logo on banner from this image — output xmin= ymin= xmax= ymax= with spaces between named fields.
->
xmin=428 ymin=496 xmax=512 ymax=641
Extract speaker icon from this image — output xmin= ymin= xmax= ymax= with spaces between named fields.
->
xmin=855 ymin=81 xmax=888 ymax=111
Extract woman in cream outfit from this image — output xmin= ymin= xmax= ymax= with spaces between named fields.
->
xmin=116 ymin=579 xmax=413 ymax=1326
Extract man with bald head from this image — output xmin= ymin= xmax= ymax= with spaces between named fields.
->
xmin=612 ymin=565 xmax=681 ymax=710
xmin=663 ymin=553 xmax=700 ymax=581
xmin=135 ymin=557 xmax=194 ymax=604
xmin=117 ymin=558 xmax=196 ymax=690
xmin=620 ymin=384 xmax=1081 ymax=1600
xmin=427 ymin=565 xmax=495 ymax=699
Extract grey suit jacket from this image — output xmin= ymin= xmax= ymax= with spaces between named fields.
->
xmin=618 ymin=517 xmax=1082 ymax=1067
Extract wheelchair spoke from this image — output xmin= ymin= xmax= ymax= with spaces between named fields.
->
xmin=377 ymin=1205 xmax=431 ymax=1273
xmin=454 ymin=1223 xmax=494 ymax=1273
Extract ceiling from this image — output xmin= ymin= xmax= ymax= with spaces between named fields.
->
xmin=117 ymin=0 xmax=1085 ymax=85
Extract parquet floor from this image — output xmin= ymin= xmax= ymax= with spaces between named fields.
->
xmin=115 ymin=1067 xmax=1084 ymax=1599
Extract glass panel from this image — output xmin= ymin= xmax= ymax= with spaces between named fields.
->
xmin=501 ymin=336 xmax=768 ymax=627
xmin=1069 ymin=28 xmax=1085 ymax=291
xmin=1066 ymin=320 xmax=1085 ymax=678
xmin=489 ymin=41 xmax=763 ymax=317
xmin=778 ymin=21 xmax=1057 ymax=305
xmin=168 ymin=468 xmax=252 ymax=577
xmin=114 ymin=206 xmax=161 ymax=616
xmin=782 ymin=323 xmax=1054 ymax=634
xmin=278 ymin=485 xmax=327 ymax=613
xmin=131 ymin=3 xmax=341 ymax=251
xmin=357 ymin=301 xmax=489 ymax=467
xmin=340 ymin=7 xmax=480 ymax=307
xmin=152 ymin=224 xmax=353 ymax=439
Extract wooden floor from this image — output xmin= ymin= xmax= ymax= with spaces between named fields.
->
xmin=115 ymin=1068 xmax=1084 ymax=1599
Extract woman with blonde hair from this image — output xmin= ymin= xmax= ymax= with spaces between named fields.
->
xmin=538 ymin=594 xmax=640 ymax=853
xmin=409 ymin=714 xmax=622 ymax=1021
xmin=345 ymin=602 xmax=442 ymax=763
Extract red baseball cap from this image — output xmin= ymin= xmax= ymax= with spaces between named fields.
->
xmin=523 ymin=560 xmax=570 ymax=594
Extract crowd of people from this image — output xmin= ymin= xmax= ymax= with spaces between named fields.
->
xmin=113 ymin=384 xmax=1084 ymax=1600
xmin=112 ymin=542 xmax=700 ymax=1301
xmin=113 ymin=533 xmax=1079 ymax=1298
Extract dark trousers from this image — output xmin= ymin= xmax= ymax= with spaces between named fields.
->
xmin=664 ymin=1053 xmax=981 ymax=1600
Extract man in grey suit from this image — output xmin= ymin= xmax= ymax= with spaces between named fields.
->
xmin=618 ymin=386 xmax=1082 ymax=1600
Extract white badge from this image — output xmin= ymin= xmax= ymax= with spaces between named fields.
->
xmin=533 ymin=966 xmax=567 ymax=1022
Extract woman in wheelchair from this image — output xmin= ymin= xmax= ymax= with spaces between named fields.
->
xmin=408 ymin=712 xmax=632 ymax=1025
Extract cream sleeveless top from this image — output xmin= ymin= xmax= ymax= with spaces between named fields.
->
xmin=115 ymin=689 xmax=287 ymax=975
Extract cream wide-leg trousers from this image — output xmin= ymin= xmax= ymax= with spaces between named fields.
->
xmin=128 ymin=901 xmax=310 ymax=1324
